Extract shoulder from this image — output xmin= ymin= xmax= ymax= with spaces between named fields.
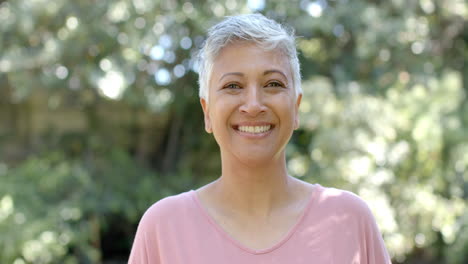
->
xmin=138 ymin=191 xmax=194 ymax=228
xmin=310 ymin=185 xmax=392 ymax=262
xmin=314 ymin=184 xmax=375 ymax=220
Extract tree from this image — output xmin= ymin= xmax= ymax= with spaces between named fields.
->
xmin=0 ymin=0 xmax=466 ymax=263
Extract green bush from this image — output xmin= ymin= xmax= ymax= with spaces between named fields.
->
xmin=0 ymin=149 xmax=163 ymax=264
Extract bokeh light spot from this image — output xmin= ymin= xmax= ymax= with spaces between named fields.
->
xmin=247 ymin=0 xmax=265 ymax=11
xmin=97 ymin=71 xmax=127 ymax=100
xmin=145 ymin=87 xmax=173 ymax=112
xmin=134 ymin=17 xmax=146 ymax=29
xmin=159 ymin=35 xmax=172 ymax=49
xmin=152 ymin=23 xmax=164 ymax=35
xmin=212 ymin=3 xmax=226 ymax=17
xmin=55 ymin=66 xmax=68 ymax=79
xmin=182 ymin=2 xmax=194 ymax=14
xmin=411 ymin=41 xmax=424 ymax=54
xmin=180 ymin=37 xmax=192 ymax=50
xmin=307 ymin=2 xmax=323 ymax=17
xmin=117 ymin=32 xmax=129 ymax=45
xmin=173 ymin=64 xmax=186 ymax=78
xmin=0 ymin=60 xmax=12 ymax=72
xmin=415 ymin=233 xmax=426 ymax=247
xmin=226 ymin=0 xmax=237 ymax=10
xmin=155 ymin=68 xmax=171 ymax=85
xmin=163 ymin=51 xmax=176 ymax=63
xmin=149 ymin=45 xmax=164 ymax=60
xmin=107 ymin=1 xmax=130 ymax=22
xmin=420 ymin=0 xmax=435 ymax=14
xmin=13 ymin=259 xmax=25 ymax=264
xmin=66 ymin=16 xmax=79 ymax=30
xmin=99 ymin=58 xmax=112 ymax=71
xmin=57 ymin=28 xmax=69 ymax=40
xmin=0 ymin=195 xmax=14 ymax=221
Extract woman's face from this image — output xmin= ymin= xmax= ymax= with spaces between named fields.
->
xmin=201 ymin=42 xmax=302 ymax=166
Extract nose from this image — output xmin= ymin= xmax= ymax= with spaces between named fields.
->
xmin=239 ymin=86 xmax=267 ymax=116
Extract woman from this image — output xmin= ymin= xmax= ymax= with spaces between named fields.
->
xmin=129 ymin=14 xmax=392 ymax=263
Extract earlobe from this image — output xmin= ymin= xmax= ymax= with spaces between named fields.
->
xmin=294 ymin=116 xmax=300 ymax=130
xmin=205 ymin=120 xmax=213 ymax=133
xmin=294 ymin=94 xmax=302 ymax=130
xmin=200 ymin=98 xmax=212 ymax=133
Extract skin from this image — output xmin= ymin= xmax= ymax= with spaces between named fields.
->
xmin=197 ymin=42 xmax=314 ymax=250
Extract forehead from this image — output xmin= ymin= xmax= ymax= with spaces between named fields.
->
xmin=210 ymin=42 xmax=291 ymax=79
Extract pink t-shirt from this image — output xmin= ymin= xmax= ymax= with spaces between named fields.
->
xmin=128 ymin=184 xmax=392 ymax=264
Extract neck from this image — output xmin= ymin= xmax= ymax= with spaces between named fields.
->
xmin=210 ymin=151 xmax=297 ymax=218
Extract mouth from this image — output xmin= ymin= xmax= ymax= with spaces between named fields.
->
xmin=233 ymin=124 xmax=274 ymax=134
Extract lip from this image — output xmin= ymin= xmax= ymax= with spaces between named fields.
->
xmin=232 ymin=122 xmax=275 ymax=139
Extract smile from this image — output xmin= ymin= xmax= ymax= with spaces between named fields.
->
xmin=236 ymin=125 xmax=273 ymax=134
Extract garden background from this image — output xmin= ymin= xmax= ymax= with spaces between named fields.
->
xmin=0 ymin=0 xmax=467 ymax=263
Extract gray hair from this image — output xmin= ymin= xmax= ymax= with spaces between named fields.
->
xmin=197 ymin=13 xmax=302 ymax=100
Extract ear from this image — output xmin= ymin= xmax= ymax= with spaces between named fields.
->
xmin=294 ymin=94 xmax=302 ymax=130
xmin=200 ymin=98 xmax=212 ymax=133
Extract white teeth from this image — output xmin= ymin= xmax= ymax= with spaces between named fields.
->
xmin=238 ymin=125 xmax=271 ymax=134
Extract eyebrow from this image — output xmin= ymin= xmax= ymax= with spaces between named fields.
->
xmin=219 ymin=72 xmax=243 ymax=81
xmin=263 ymin=69 xmax=288 ymax=80
xmin=219 ymin=69 xmax=288 ymax=82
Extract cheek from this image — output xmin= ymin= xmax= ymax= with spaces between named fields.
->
xmin=209 ymin=102 xmax=232 ymax=129
xmin=272 ymin=96 xmax=296 ymax=115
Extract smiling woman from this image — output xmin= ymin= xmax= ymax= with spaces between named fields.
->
xmin=201 ymin=42 xmax=300 ymax=166
xmin=128 ymin=14 xmax=392 ymax=264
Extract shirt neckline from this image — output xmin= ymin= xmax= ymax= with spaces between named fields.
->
xmin=189 ymin=184 xmax=319 ymax=255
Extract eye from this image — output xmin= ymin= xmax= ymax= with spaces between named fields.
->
xmin=265 ymin=81 xmax=285 ymax=88
xmin=223 ymin=83 xmax=242 ymax=89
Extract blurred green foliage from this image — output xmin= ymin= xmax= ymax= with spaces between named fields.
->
xmin=0 ymin=149 xmax=164 ymax=263
xmin=0 ymin=0 xmax=467 ymax=263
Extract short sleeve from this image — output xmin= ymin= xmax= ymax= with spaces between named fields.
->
xmin=361 ymin=201 xmax=392 ymax=264
xmin=128 ymin=205 xmax=161 ymax=264
xmin=327 ymin=188 xmax=392 ymax=264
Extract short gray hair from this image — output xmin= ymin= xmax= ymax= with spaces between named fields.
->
xmin=197 ymin=13 xmax=302 ymax=100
